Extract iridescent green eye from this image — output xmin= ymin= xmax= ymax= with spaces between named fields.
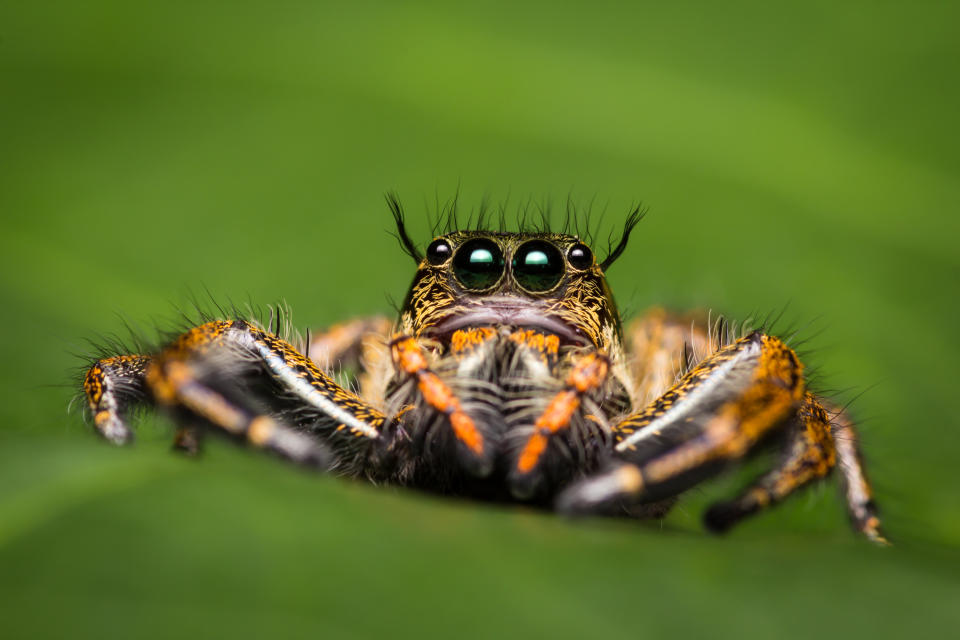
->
xmin=513 ymin=240 xmax=564 ymax=292
xmin=453 ymin=238 xmax=505 ymax=290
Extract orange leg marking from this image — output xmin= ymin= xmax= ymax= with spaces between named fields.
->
xmin=391 ymin=337 xmax=485 ymax=455
xmin=515 ymin=352 xmax=609 ymax=473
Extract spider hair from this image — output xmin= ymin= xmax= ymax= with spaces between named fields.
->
xmin=386 ymin=192 xmax=646 ymax=270
xmin=386 ymin=192 xmax=423 ymax=263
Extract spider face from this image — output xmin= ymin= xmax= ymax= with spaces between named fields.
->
xmin=78 ymin=201 xmax=889 ymax=544
xmin=399 ymin=231 xmax=622 ymax=351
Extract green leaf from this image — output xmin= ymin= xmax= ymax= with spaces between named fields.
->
xmin=1 ymin=1 xmax=957 ymax=638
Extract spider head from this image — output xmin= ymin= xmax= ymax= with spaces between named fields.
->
xmin=392 ymin=205 xmax=642 ymax=352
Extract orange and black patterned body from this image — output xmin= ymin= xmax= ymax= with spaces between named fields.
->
xmin=383 ymin=228 xmax=633 ymax=500
xmin=77 ymin=201 xmax=887 ymax=543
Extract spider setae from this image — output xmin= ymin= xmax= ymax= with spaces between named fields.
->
xmin=81 ymin=198 xmax=886 ymax=543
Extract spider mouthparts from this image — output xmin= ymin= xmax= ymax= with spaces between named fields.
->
xmin=428 ymin=301 xmax=589 ymax=347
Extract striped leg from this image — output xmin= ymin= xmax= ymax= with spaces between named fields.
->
xmin=557 ymin=333 xmax=804 ymax=513
xmin=702 ymin=392 xmax=837 ymax=532
xmin=149 ymin=357 xmax=333 ymax=467
xmin=559 ymin=332 xmax=887 ymax=543
xmin=831 ymin=407 xmax=888 ymax=544
xmin=84 ymin=354 xmax=204 ymax=454
xmin=83 ymin=355 xmax=152 ymax=444
xmin=141 ymin=319 xmax=391 ymax=472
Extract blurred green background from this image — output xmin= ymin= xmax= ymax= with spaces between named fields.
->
xmin=1 ymin=1 xmax=958 ymax=638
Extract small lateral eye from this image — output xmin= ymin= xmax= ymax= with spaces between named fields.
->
xmin=426 ymin=238 xmax=452 ymax=265
xmin=567 ymin=243 xmax=593 ymax=270
xmin=513 ymin=240 xmax=564 ymax=292
xmin=453 ymin=238 xmax=505 ymax=290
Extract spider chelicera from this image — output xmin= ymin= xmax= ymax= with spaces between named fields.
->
xmin=81 ymin=198 xmax=887 ymax=543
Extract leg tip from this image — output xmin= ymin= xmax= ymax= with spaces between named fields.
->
xmin=702 ymin=502 xmax=741 ymax=534
xmin=508 ymin=468 xmax=545 ymax=501
xmin=265 ymin=425 xmax=335 ymax=470
xmin=172 ymin=427 xmax=203 ymax=456
xmin=94 ymin=413 xmax=133 ymax=445
xmin=555 ymin=464 xmax=644 ymax=516
xmin=456 ymin=441 xmax=496 ymax=479
xmin=859 ymin=513 xmax=892 ymax=546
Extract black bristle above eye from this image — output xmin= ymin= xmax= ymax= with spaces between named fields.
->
xmin=600 ymin=205 xmax=645 ymax=272
xmin=388 ymin=194 xmax=645 ymax=271
xmin=386 ymin=192 xmax=423 ymax=263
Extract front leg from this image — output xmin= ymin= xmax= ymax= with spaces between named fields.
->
xmin=84 ymin=353 xmax=205 ymax=455
xmin=557 ymin=332 xmax=887 ymax=543
xmin=83 ymin=319 xmax=397 ymax=473
xmin=146 ymin=320 xmax=395 ymax=472
xmin=83 ymin=355 xmax=151 ymax=444
xmin=608 ymin=332 xmax=804 ymax=502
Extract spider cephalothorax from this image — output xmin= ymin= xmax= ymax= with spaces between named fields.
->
xmin=79 ymin=199 xmax=888 ymax=544
xmin=398 ymin=230 xmax=623 ymax=352
xmin=387 ymin=227 xmax=637 ymax=496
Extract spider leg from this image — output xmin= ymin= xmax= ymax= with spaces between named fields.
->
xmin=557 ymin=332 xmax=804 ymax=512
xmin=81 ymin=319 xmax=398 ymax=472
xmin=624 ymin=307 xmax=719 ymax=405
xmin=702 ymin=392 xmax=837 ymax=532
xmin=83 ymin=355 xmax=152 ymax=444
xmin=171 ymin=424 xmax=204 ymax=456
xmin=84 ymin=354 xmax=208 ymax=455
xmin=148 ymin=355 xmax=333 ymax=467
xmin=152 ymin=320 xmax=396 ymax=470
xmin=830 ymin=406 xmax=888 ymax=544
xmin=508 ymin=351 xmax=610 ymax=499
xmin=307 ymin=315 xmax=392 ymax=372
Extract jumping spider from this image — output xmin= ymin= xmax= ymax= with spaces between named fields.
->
xmin=81 ymin=199 xmax=886 ymax=543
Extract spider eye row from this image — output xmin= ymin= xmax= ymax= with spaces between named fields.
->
xmin=425 ymin=238 xmax=594 ymax=293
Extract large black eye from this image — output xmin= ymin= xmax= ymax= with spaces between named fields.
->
xmin=567 ymin=242 xmax=593 ymax=270
xmin=513 ymin=240 xmax=564 ymax=292
xmin=426 ymin=238 xmax=452 ymax=265
xmin=453 ymin=239 xmax=505 ymax=290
